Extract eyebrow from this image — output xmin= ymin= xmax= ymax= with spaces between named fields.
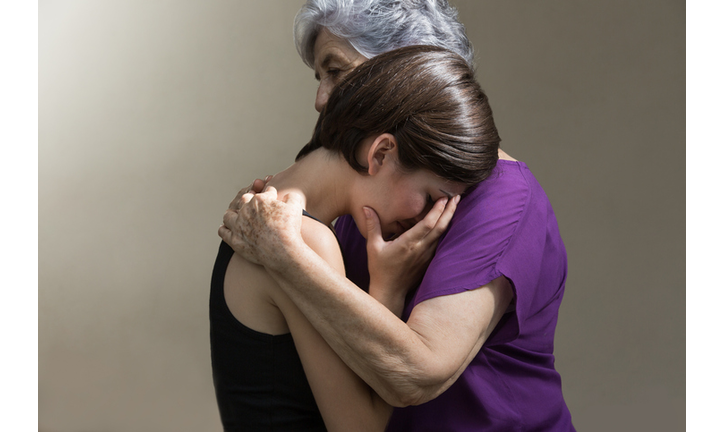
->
xmin=320 ymin=53 xmax=335 ymax=69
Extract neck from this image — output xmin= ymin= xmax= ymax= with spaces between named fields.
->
xmin=265 ymin=149 xmax=355 ymax=226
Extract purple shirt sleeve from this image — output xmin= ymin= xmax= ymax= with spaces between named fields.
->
xmin=335 ymin=161 xmax=573 ymax=431
xmin=403 ymin=160 xmax=567 ymax=346
xmin=334 ymin=214 xmax=370 ymax=291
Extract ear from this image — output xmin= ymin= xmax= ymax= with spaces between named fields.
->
xmin=365 ymin=133 xmax=398 ymax=176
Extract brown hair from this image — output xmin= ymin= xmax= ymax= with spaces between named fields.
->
xmin=296 ymin=45 xmax=500 ymax=185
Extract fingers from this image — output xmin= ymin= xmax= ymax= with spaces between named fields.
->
xmin=401 ymin=196 xmax=449 ymax=241
xmin=220 ymin=209 xmax=242 ymax=248
xmin=222 ymin=208 xmax=238 ymax=230
xmin=229 ymin=175 xmax=273 ymax=209
xmin=261 ymin=175 xmax=273 ymax=191
xmin=218 ymin=223 xmax=232 ymax=243
xmin=400 ymin=195 xmax=460 ymax=244
xmin=363 ymin=206 xmax=385 ymax=249
xmin=262 ymin=185 xmax=278 ymax=198
xmin=251 ymin=178 xmax=266 ymax=193
xmin=422 ymin=196 xmax=450 ymax=228
xmin=237 ymin=186 xmax=278 ymax=221
xmin=282 ymin=190 xmax=305 ymax=209
xmin=254 ymin=175 xmax=274 ymax=193
xmin=244 ymin=186 xmax=278 ymax=206
xmin=430 ymin=195 xmax=460 ymax=236
xmin=228 ymin=186 xmax=251 ymax=210
xmin=240 ymin=192 xmax=255 ymax=205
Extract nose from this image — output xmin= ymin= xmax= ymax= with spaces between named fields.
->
xmin=402 ymin=212 xmax=427 ymax=231
xmin=409 ymin=201 xmax=435 ymax=226
xmin=315 ymin=81 xmax=331 ymax=112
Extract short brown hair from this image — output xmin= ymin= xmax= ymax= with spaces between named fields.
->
xmin=297 ymin=45 xmax=500 ymax=185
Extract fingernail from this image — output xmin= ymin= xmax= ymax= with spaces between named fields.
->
xmin=363 ymin=207 xmax=371 ymax=218
xmin=454 ymin=195 xmax=461 ymax=204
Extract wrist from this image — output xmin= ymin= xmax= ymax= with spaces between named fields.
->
xmin=368 ymin=283 xmax=406 ymax=318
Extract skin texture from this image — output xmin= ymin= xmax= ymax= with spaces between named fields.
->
xmin=220 ymin=188 xmax=513 ymax=406
xmin=220 ymin=23 xmax=514 ymax=417
xmin=219 ymin=139 xmax=464 ymax=429
xmin=313 ymin=29 xmax=368 ymax=112
xmin=223 ymin=193 xmax=392 ymax=431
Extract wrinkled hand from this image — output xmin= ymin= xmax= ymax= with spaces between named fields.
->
xmin=218 ymin=186 xmax=305 ymax=268
xmin=228 ymin=175 xmax=273 ymax=211
xmin=365 ymin=195 xmax=460 ymax=315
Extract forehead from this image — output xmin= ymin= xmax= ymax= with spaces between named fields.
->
xmin=313 ymin=28 xmax=365 ymax=69
xmin=402 ymin=168 xmax=468 ymax=196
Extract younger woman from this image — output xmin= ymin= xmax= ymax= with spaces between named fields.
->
xmin=210 ymin=45 xmax=500 ymax=431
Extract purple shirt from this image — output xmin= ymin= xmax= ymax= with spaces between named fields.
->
xmin=334 ymin=160 xmax=575 ymax=431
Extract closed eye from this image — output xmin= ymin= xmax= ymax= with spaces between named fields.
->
xmin=315 ymin=68 xmax=342 ymax=82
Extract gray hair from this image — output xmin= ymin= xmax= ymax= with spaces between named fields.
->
xmin=294 ymin=0 xmax=474 ymax=69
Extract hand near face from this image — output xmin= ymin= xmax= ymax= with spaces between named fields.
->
xmin=365 ymin=195 xmax=460 ymax=316
xmin=219 ymin=186 xmax=305 ymax=268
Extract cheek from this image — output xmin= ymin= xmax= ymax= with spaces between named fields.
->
xmin=391 ymin=193 xmax=427 ymax=221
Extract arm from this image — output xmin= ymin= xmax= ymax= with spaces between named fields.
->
xmin=266 ymin=240 xmax=512 ymax=406
xmin=220 ymin=190 xmax=513 ymax=406
xmin=271 ymin=217 xmax=392 ymax=431
xmin=363 ymin=199 xmax=457 ymax=316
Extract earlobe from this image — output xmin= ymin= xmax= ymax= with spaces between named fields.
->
xmin=367 ymin=133 xmax=398 ymax=176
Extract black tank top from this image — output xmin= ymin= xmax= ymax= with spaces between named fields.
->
xmin=209 ymin=211 xmax=330 ymax=431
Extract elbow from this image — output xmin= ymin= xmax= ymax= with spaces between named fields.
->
xmin=381 ymin=390 xmax=421 ymax=408
xmin=384 ymin=385 xmax=441 ymax=408
xmin=374 ymin=353 xmax=459 ymax=407
xmin=391 ymin=393 xmax=427 ymax=408
xmin=382 ymin=389 xmax=420 ymax=408
xmin=378 ymin=370 xmax=451 ymax=408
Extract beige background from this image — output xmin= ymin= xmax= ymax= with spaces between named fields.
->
xmin=39 ymin=1 xmax=685 ymax=431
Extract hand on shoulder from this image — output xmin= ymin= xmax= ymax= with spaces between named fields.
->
xmin=219 ymin=187 xmax=306 ymax=269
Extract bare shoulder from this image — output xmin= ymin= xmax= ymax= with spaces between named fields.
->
xmin=300 ymin=216 xmax=345 ymax=275
xmin=224 ymin=250 xmax=290 ymax=335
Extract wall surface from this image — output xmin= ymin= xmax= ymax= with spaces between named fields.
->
xmin=39 ymin=1 xmax=685 ymax=431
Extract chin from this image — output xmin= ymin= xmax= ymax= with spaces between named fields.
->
xmin=350 ymin=213 xmax=369 ymax=239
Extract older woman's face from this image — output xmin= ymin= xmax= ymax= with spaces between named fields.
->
xmin=313 ymin=29 xmax=367 ymax=112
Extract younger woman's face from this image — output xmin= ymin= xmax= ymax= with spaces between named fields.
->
xmin=359 ymin=166 xmax=467 ymax=240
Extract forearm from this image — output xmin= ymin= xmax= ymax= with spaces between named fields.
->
xmin=367 ymin=283 xmax=406 ymax=318
xmin=265 ymin=240 xmax=445 ymax=406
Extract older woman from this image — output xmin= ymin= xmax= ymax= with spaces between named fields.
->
xmin=220 ymin=1 xmax=575 ymax=431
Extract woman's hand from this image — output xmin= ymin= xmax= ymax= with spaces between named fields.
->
xmin=227 ymin=175 xmax=273 ymax=212
xmin=365 ymin=195 xmax=460 ymax=316
xmin=219 ymin=186 xmax=305 ymax=268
